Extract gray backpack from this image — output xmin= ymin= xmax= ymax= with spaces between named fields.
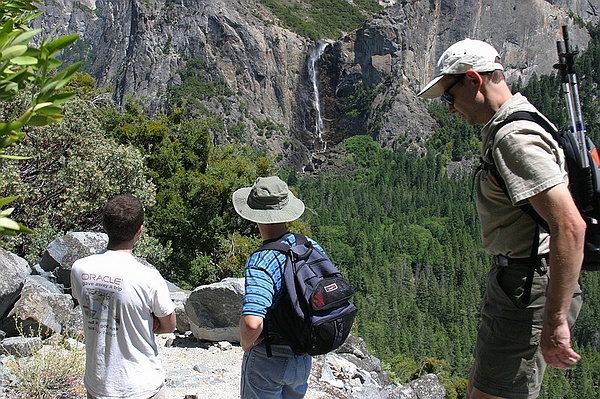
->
xmin=257 ymin=233 xmax=358 ymax=356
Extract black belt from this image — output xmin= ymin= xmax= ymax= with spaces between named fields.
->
xmin=264 ymin=336 xmax=288 ymax=346
xmin=493 ymin=254 xmax=549 ymax=267
xmin=268 ymin=338 xmax=288 ymax=345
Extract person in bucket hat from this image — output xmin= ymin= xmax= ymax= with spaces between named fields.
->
xmin=233 ymin=176 xmax=326 ymax=399
xmin=232 ymin=175 xmax=305 ymax=224
xmin=418 ymin=39 xmax=584 ymax=398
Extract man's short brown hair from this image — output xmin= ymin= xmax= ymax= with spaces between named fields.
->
xmin=486 ymin=57 xmax=505 ymax=83
xmin=103 ymin=194 xmax=144 ymax=244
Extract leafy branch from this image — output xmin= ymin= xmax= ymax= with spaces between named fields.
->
xmin=0 ymin=0 xmax=80 ymax=235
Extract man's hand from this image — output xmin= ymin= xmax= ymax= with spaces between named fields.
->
xmin=541 ymin=320 xmax=581 ymax=368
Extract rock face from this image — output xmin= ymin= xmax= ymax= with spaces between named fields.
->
xmin=318 ymin=0 xmax=591 ymax=154
xmin=36 ymin=0 xmax=592 ymax=171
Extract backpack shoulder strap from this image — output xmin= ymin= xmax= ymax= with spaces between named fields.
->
xmin=481 ymin=111 xmax=552 ymax=232
xmin=254 ymin=232 xmax=296 ymax=358
xmin=256 ymin=233 xmax=294 ymax=253
xmin=499 ymin=111 xmax=558 ymax=137
xmin=484 ymin=110 xmax=556 ymax=303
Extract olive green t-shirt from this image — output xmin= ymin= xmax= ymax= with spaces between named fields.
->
xmin=476 ymin=93 xmax=567 ymax=258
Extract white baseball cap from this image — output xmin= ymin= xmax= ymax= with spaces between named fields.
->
xmin=417 ymin=38 xmax=504 ymax=99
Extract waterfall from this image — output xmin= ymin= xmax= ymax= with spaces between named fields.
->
xmin=308 ymin=40 xmax=329 ymax=149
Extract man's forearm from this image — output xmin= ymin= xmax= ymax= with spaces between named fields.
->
xmin=544 ymin=230 xmax=583 ymax=325
xmin=240 ymin=315 xmax=264 ymax=351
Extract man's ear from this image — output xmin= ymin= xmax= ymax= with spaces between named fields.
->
xmin=465 ymin=69 xmax=483 ymax=91
xmin=136 ymin=224 xmax=144 ymax=238
xmin=465 ymin=70 xmax=484 ymax=87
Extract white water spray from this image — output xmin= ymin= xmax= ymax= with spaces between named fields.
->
xmin=308 ymin=40 xmax=329 ymax=149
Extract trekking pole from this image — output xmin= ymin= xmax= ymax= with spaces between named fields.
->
xmin=554 ymin=40 xmax=578 ymax=137
xmin=560 ymin=25 xmax=589 ymax=169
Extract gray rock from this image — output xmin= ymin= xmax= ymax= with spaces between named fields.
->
xmin=0 ymin=248 xmax=30 ymax=319
xmin=63 ymin=305 xmax=85 ymax=341
xmin=1 ymin=275 xmax=73 ymax=338
xmin=168 ymin=281 xmax=191 ymax=334
xmin=409 ymin=374 xmax=446 ymax=399
xmin=0 ymin=336 xmax=43 ymax=357
xmin=184 ymin=277 xmax=244 ymax=342
xmin=40 ymin=231 xmax=107 ymax=288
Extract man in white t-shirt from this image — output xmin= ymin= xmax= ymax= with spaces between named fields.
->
xmin=71 ymin=194 xmax=176 ymax=399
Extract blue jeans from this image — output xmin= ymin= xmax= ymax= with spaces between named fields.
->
xmin=240 ymin=343 xmax=312 ymax=399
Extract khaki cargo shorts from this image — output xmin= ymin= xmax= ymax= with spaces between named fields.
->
xmin=471 ymin=259 xmax=582 ymax=399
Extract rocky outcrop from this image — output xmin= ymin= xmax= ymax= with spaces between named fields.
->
xmin=0 ymin=231 xmax=447 ymax=398
xmin=36 ymin=0 xmax=592 ymax=172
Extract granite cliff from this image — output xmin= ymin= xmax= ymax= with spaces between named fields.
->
xmin=36 ymin=0 xmax=595 ymax=171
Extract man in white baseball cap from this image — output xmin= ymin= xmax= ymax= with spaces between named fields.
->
xmin=417 ymin=38 xmax=504 ymax=99
xmin=419 ymin=39 xmax=585 ymax=399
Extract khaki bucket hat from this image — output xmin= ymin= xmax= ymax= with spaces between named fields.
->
xmin=232 ymin=176 xmax=305 ymax=224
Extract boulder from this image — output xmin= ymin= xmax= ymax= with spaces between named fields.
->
xmin=0 ymin=249 xmax=29 ymax=319
xmin=0 ymin=336 xmax=43 ymax=357
xmin=167 ymin=281 xmax=191 ymax=334
xmin=39 ymin=232 xmax=107 ymax=289
xmin=184 ymin=278 xmax=244 ymax=342
xmin=1 ymin=275 xmax=73 ymax=338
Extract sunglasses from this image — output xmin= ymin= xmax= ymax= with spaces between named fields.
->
xmin=440 ymin=75 xmax=464 ymax=105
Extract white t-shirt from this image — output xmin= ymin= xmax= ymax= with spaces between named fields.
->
xmin=71 ymin=250 xmax=176 ymax=399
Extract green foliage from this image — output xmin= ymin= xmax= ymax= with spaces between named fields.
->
xmin=258 ymin=0 xmax=381 ymax=41
xmin=0 ymin=0 xmax=80 ymax=235
xmin=387 ymin=353 xmax=419 ymax=383
xmin=426 ymin=101 xmax=480 ymax=162
xmin=133 ymin=233 xmax=174 ymax=271
xmin=102 ymin=98 xmax=274 ymax=288
xmin=344 ymin=135 xmax=381 ymax=169
xmin=0 ymin=0 xmax=40 ymax=28
xmin=0 ymin=95 xmax=156 ymax=262
xmin=165 ymin=58 xmax=233 ymax=113
xmin=343 ymin=83 xmax=378 ymax=117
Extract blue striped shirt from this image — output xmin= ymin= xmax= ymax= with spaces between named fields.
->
xmin=241 ymin=234 xmax=325 ymax=319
